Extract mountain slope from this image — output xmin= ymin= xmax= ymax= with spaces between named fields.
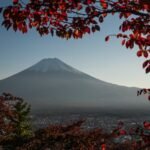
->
xmin=0 ymin=58 xmax=149 ymax=111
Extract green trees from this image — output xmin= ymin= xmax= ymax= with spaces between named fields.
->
xmin=13 ymin=99 xmax=32 ymax=140
xmin=0 ymin=93 xmax=32 ymax=148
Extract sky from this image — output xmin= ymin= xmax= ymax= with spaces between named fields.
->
xmin=0 ymin=1 xmax=149 ymax=88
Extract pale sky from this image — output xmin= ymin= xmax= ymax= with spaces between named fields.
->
xmin=0 ymin=1 xmax=149 ymax=88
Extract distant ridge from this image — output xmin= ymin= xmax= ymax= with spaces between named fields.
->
xmin=0 ymin=58 xmax=149 ymax=112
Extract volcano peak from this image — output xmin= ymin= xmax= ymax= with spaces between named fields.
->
xmin=27 ymin=58 xmax=81 ymax=73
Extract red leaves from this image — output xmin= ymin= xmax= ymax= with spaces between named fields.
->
xmin=99 ymin=16 xmax=103 ymax=23
xmin=137 ymin=88 xmax=150 ymax=100
xmin=87 ymin=0 xmax=94 ymax=5
xmin=100 ymin=0 xmax=108 ymax=9
xmin=74 ymin=29 xmax=80 ymax=37
xmin=84 ymin=27 xmax=90 ymax=34
xmin=17 ymin=119 xmax=111 ymax=149
xmin=3 ymin=8 xmax=11 ymax=19
xmin=119 ymin=129 xmax=127 ymax=135
xmin=13 ymin=0 xmax=19 ymax=4
xmin=137 ymin=50 xmax=143 ymax=57
xmin=77 ymin=4 xmax=82 ymax=11
xmin=105 ymin=36 xmax=109 ymax=42
xmin=143 ymin=51 xmax=148 ymax=58
xmin=121 ymin=39 xmax=126 ymax=45
xmin=17 ymin=22 xmax=28 ymax=33
xmin=143 ymin=60 xmax=150 ymax=68
xmin=144 ymin=121 xmax=150 ymax=130
xmin=101 ymin=143 xmax=106 ymax=150
xmin=112 ymin=121 xmax=127 ymax=137
xmin=137 ymin=50 xmax=149 ymax=58
xmin=145 ymin=65 xmax=150 ymax=74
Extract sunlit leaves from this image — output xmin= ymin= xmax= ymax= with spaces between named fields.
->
xmin=100 ymin=0 xmax=108 ymax=9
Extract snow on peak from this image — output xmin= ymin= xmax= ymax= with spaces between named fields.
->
xmin=28 ymin=58 xmax=82 ymax=73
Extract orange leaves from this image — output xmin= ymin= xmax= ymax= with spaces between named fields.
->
xmin=64 ymin=30 xmax=72 ymax=40
xmin=30 ymin=21 xmax=38 ymax=27
xmin=17 ymin=22 xmax=28 ymax=33
xmin=59 ymin=4 xmax=66 ymax=11
xmin=100 ymin=0 xmax=108 ymax=9
xmin=74 ymin=29 xmax=82 ymax=39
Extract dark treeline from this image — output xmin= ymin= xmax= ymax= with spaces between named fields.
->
xmin=0 ymin=93 xmax=150 ymax=150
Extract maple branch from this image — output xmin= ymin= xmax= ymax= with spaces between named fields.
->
xmin=69 ymin=8 xmax=149 ymax=19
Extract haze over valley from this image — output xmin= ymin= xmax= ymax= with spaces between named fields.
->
xmin=0 ymin=58 xmax=149 ymax=114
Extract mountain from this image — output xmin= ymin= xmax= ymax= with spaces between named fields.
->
xmin=0 ymin=58 xmax=149 ymax=112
